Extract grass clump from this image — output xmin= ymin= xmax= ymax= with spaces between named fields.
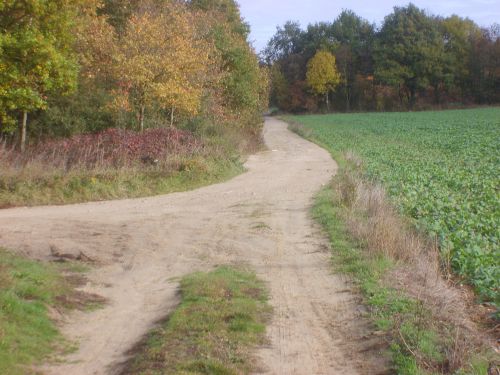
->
xmin=0 ymin=249 xmax=73 ymax=374
xmin=125 ymin=266 xmax=270 ymax=375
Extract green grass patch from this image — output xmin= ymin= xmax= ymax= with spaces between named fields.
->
xmin=286 ymin=108 xmax=500 ymax=311
xmin=0 ymin=249 xmax=76 ymax=374
xmin=0 ymin=157 xmax=243 ymax=208
xmin=125 ymin=266 xmax=270 ymax=375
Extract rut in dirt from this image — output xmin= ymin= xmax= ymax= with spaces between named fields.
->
xmin=0 ymin=118 xmax=389 ymax=375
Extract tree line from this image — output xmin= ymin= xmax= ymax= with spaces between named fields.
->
xmin=0 ymin=0 xmax=268 ymax=150
xmin=264 ymin=4 xmax=500 ymax=113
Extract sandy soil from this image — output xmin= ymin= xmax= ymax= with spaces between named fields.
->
xmin=0 ymin=118 xmax=388 ymax=374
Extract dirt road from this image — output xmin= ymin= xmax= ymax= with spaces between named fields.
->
xmin=0 ymin=118 xmax=386 ymax=374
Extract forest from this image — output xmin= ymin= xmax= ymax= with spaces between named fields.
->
xmin=3 ymin=1 xmax=499 ymax=147
xmin=0 ymin=0 xmax=270 ymax=207
xmin=265 ymin=4 xmax=500 ymax=113
xmin=0 ymin=0 xmax=268 ymax=149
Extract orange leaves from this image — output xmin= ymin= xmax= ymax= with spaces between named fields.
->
xmin=113 ymin=2 xmax=213 ymax=126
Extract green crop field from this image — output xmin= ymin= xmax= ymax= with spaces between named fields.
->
xmin=287 ymin=108 xmax=500 ymax=309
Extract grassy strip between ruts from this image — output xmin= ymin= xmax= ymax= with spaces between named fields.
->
xmin=0 ymin=248 xmax=92 ymax=374
xmin=123 ymin=266 xmax=271 ymax=375
xmin=313 ymin=178 xmax=495 ymax=374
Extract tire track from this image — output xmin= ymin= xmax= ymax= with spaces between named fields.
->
xmin=0 ymin=118 xmax=388 ymax=374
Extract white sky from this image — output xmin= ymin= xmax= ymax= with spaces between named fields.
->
xmin=238 ymin=0 xmax=500 ymax=52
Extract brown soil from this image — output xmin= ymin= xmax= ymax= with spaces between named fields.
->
xmin=0 ymin=118 xmax=389 ymax=375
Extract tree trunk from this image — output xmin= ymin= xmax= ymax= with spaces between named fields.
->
xmin=398 ymin=84 xmax=404 ymax=107
xmin=460 ymin=85 xmax=467 ymax=104
xmin=372 ymin=80 xmax=377 ymax=111
xmin=344 ymin=64 xmax=350 ymax=112
xmin=325 ymin=92 xmax=330 ymax=112
xmin=409 ymin=89 xmax=416 ymax=110
xmin=19 ymin=111 xmax=27 ymax=152
xmin=433 ymin=84 xmax=441 ymax=105
xmin=170 ymin=106 xmax=175 ymax=127
xmin=346 ymin=87 xmax=350 ymax=112
xmin=139 ymin=105 xmax=145 ymax=132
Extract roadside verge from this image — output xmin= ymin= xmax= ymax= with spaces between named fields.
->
xmin=289 ymin=120 xmax=498 ymax=374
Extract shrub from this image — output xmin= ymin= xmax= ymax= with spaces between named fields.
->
xmin=1 ymin=127 xmax=203 ymax=170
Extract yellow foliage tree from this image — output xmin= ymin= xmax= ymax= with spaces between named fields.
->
xmin=74 ymin=0 xmax=117 ymax=81
xmin=306 ymin=50 xmax=341 ymax=111
xmin=114 ymin=2 xmax=211 ymax=131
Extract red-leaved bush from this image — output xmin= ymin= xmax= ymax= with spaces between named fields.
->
xmin=1 ymin=128 xmax=203 ymax=170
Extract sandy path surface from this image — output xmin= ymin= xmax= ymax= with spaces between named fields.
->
xmin=0 ymin=118 xmax=387 ymax=374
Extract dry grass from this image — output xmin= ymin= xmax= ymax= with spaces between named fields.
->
xmin=338 ymin=156 xmax=437 ymax=278
xmin=0 ymin=126 xmax=247 ymax=207
xmin=332 ymin=153 xmax=496 ymax=372
xmin=0 ymin=127 xmax=204 ymax=171
xmin=337 ymin=165 xmax=435 ymax=263
xmin=0 ymin=128 xmax=205 ymax=197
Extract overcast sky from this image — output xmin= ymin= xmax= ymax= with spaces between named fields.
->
xmin=238 ymin=0 xmax=500 ymax=53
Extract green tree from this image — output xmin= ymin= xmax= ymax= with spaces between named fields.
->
xmin=263 ymin=21 xmax=304 ymax=63
xmin=468 ymin=25 xmax=500 ymax=104
xmin=28 ymin=0 xmax=126 ymax=139
xmin=330 ymin=10 xmax=375 ymax=111
xmin=0 ymin=0 xmax=79 ymax=150
xmin=440 ymin=16 xmax=479 ymax=100
xmin=374 ymin=4 xmax=445 ymax=108
xmin=189 ymin=0 xmax=249 ymax=37
xmin=303 ymin=22 xmax=335 ymax=57
xmin=306 ymin=50 xmax=341 ymax=111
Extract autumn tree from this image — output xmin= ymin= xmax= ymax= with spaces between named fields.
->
xmin=265 ymin=7 xmax=499 ymax=113
xmin=75 ymin=1 xmax=117 ymax=80
xmin=265 ymin=12 xmax=375 ymax=112
xmin=0 ymin=0 xmax=79 ymax=150
xmin=114 ymin=2 xmax=211 ymax=131
xmin=306 ymin=50 xmax=341 ymax=111
xmin=25 ymin=0 xmax=123 ymax=139
xmin=98 ymin=0 xmax=137 ymax=33
xmin=189 ymin=0 xmax=266 ymax=133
